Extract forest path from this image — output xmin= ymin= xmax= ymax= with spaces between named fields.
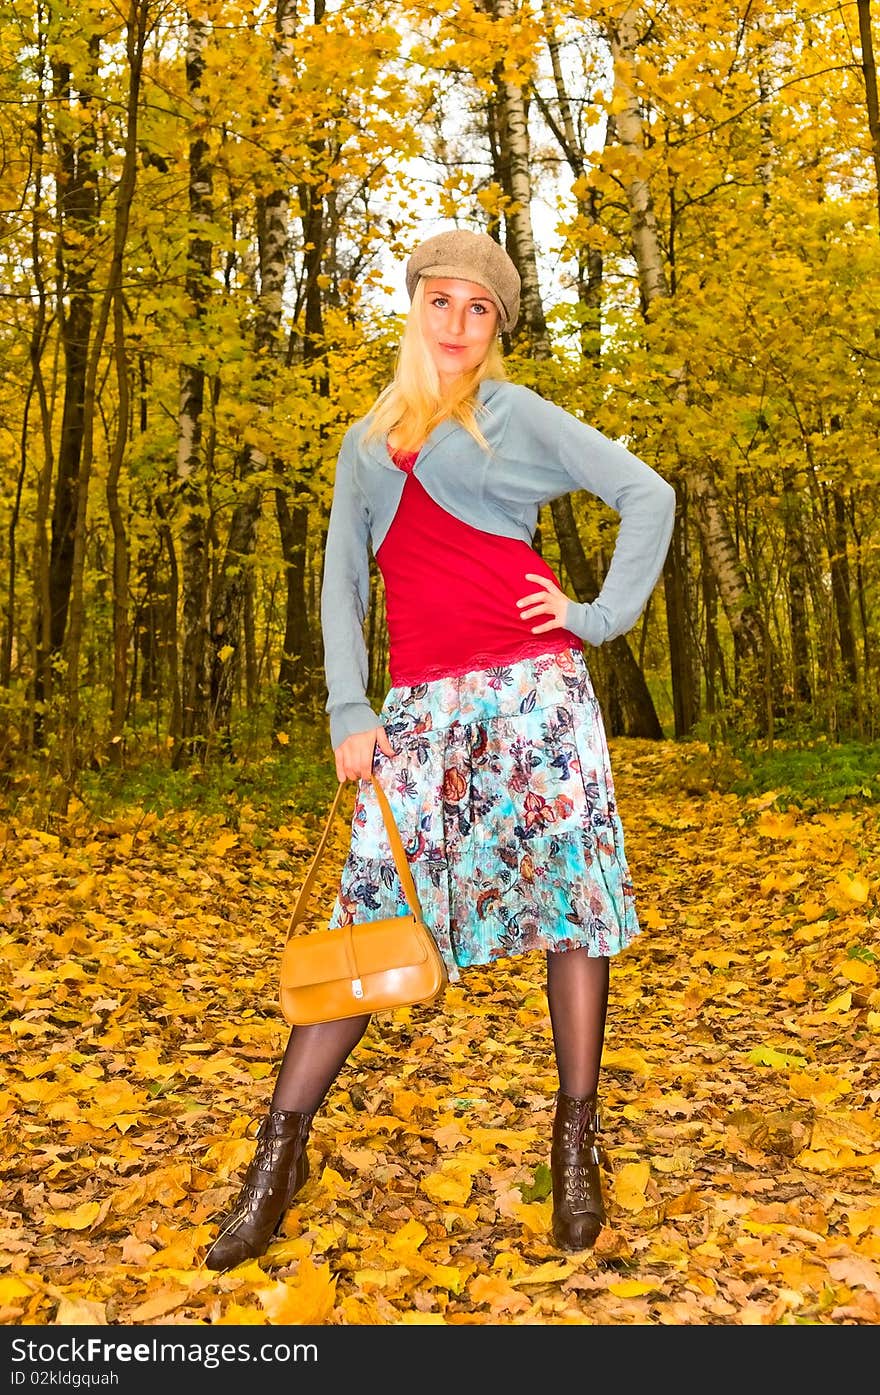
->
xmin=1 ymin=738 xmax=878 ymax=1325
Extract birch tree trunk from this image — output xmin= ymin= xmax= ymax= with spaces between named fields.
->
xmin=10 ymin=16 xmax=53 ymax=725
xmin=172 ymin=12 xmax=215 ymax=767
xmin=60 ymin=0 xmax=149 ymax=795
xmin=608 ymin=5 xmax=772 ymax=725
xmin=209 ymin=0 xmax=298 ymax=749
xmin=37 ymin=28 xmax=100 ymax=728
xmin=488 ymin=0 xmax=547 ymax=344
xmin=274 ymin=25 xmax=326 ymax=732
xmin=524 ymin=7 xmax=666 ymax=735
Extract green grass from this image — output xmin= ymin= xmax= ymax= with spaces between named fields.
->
xmin=727 ymin=737 xmax=880 ymax=809
xmin=75 ymin=744 xmax=339 ymax=828
xmin=1 ymin=710 xmax=341 ymax=833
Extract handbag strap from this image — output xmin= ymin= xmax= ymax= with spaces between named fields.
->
xmin=285 ymin=776 xmax=423 ymax=941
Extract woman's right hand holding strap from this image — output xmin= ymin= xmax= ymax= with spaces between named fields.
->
xmin=334 ymin=725 xmax=394 ymax=782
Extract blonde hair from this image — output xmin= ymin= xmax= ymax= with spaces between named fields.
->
xmin=364 ymin=280 xmax=506 ymax=452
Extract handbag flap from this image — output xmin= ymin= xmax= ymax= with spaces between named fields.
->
xmin=280 ymin=918 xmax=432 ymax=990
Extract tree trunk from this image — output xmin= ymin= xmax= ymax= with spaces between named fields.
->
xmin=664 ymin=488 xmax=699 ymax=737
xmin=60 ymin=0 xmax=149 ymax=795
xmin=780 ymin=467 xmax=812 ymax=707
xmin=830 ymin=486 xmax=858 ymax=694
xmin=527 ymin=22 xmax=665 ymax=735
xmin=209 ymin=0 xmax=298 ymax=750
xmin=6 ymin=22 xmax=52 ymax=712
xmin=173 ymin=13 xmax=215 ymax=767
xmin=489 ymin=0 xmax=547 ymax=345
xmin=551 ymin=494 xmax=663 ymax=737
xmin=607 ymin=5 xmax=773 ymax=725
xmin=105 ymin=277 xmax=131 ymax=764
xmin=37 ymin=34 xmax=100 ymax=726
xmin=857 ymin=0 xmax=880 ymax=233
xmin=274 ymin=126 xmax=326 ymax=731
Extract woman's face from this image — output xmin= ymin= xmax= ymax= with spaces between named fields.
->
xmin=421 ymin=278 xmax=500 ymax=388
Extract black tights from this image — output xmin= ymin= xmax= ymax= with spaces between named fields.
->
xmin=271 ymin=1014 xmax=371 ymax=1115
xmin=269 ymin=947 xmax=609 ymax=1115
xmin=546 ymin=947 xmax=609 ymax=1100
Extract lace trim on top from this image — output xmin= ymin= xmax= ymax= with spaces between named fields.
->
xmin=390 ymin=638 xmax=580 ymax=689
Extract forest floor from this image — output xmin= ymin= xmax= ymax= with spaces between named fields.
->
xmin=1 ymin=737 xmax=879 ymax=1328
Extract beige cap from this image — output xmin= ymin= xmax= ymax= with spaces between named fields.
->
xmin=406 ymin=229 xmax=521 ymax=330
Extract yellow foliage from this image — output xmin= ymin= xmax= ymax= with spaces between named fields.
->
xmin=257 ymin=1260 xmax=337 ymax=1325
xmin=612 ymin=1162 xmax=652 ymax=1212
xmin=607 ymin=1278 xmax=658 ymax=1298
xmin=43 ymin=1202 xmax=102 ymax=1231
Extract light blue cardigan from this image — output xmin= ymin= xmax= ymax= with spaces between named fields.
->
xmin=321 ymin=378 xmax=676 ymax=749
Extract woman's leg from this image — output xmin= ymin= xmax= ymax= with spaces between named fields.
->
xmin=271 ymin=1016 xmax=372 ymax=1113
xmin=545 ymin=947 xmax=609 ymax=1251
xmin=205 ymin=1015 xmax=370 ymax=1270
xmin=546 ymin=947 xmax=609 ymax=1099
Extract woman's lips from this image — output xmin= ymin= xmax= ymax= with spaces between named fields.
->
xmin=439 ymin=342 xmax=465 ymax=352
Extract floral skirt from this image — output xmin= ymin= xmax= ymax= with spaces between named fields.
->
xmin=327 ymin=646 xmax=640 ymax=983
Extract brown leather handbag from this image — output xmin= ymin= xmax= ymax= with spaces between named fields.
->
xmin=279 ymin=776 xmax=448 ymax=1026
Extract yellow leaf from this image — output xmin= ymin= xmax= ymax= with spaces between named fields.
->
xmin=788 ymin=1071 xmax=852 ymax=1106
xmin=510 ymin=1260 xmax=576 ymax=1285
xmin=214 ymin=1304 xmax=268 ymax=1325
xmin=797 ymin=1148 xmax=880 ymax=1173
xmin=386 ymin=1219 xmax=427 ymax=1255
xmin=824 ymin=990 xmax=853 ymax=1014
xmin=217 ymin=644 xmax=235 ymax=663
xmin=257 ymin=1261 xmax=337 ymax=1325
xmin=128 ymin=1288 xmax=190 ymax=1322
xmin=68 ymin=874 xmax=97 ymax=905
xmin=601 ymin=1047 xmax=652 ymax=1075
xmin=840 ymin=959 xmax=877 ymax=986
xmin=640 ymin=905 xmax=666 ymax=930
xmin=756 ymin=810 xmax=799 ymax=838
xmin=794 ymin=920 xmax=832 ymax=943
xmin=416 ymin=1260 xmax=464 ymax=1293
xmin=799 ymin=898 xmax=825 ymax=921
xmin=846 ymin=1205 xmax=880 ymax=1238
xmin=316 ymin=1165 xmax=352 ymax=1200
xmin=54 ymin=1297 xmax=108 ymax=1325
xmin=607 ymin=1278 xmax=658 ymax=1298
xmin=0 ymin=1274 xmax=38 ymax=1301
xmin=420 ymin=1159 xmax=479 ymax=1204
xmin=613 ymin=1161 xmax=652 ymax=1211
xmin=275 ymin=731 xmax=290 ymax=745
xmin=511 ymin=1198 xmax=553 ymax=1234
xmin=211 ymin=831 xmax=239 ymax=856
xmin=468 ymin=1272 xmax=530 ymax=1312
xmin=44 ymin=1201 xmax=102 ymax=1231
xmin=838 ymin=874 xmax=870 ymax=904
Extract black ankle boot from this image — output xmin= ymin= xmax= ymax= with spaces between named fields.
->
xmin=550 ymin=1090 xmax=606 ymax=1251
xmin=204 ymin=1108 xmax=314 ymax=1271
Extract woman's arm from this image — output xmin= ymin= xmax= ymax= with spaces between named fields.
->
xmin=320 ymin=434 xmax=384 ymax=750
xmin=510 ymin=387 xmax=677 ymax=646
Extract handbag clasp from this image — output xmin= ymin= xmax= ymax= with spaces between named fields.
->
xmin=351 ymin=977 xmax=364 ymax=999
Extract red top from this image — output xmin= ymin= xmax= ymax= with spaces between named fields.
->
xmin=375 ymin=447 xmax=584 ymax=686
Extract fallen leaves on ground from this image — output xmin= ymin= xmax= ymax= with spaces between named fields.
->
xmin=1 ymin=739 xmax=878 ymax=1326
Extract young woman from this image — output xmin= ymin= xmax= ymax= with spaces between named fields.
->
xmin=205 ymin=229 xmax=676 ymax=1271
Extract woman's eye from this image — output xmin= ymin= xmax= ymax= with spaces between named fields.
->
xmin=471 ymin=304 xmax=488 ymax=314
xmin=431 ymin=297 xmax=448 ymax=308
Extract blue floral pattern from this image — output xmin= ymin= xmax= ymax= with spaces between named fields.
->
xmin=327 ymin=647 xmax=640 ymax=982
